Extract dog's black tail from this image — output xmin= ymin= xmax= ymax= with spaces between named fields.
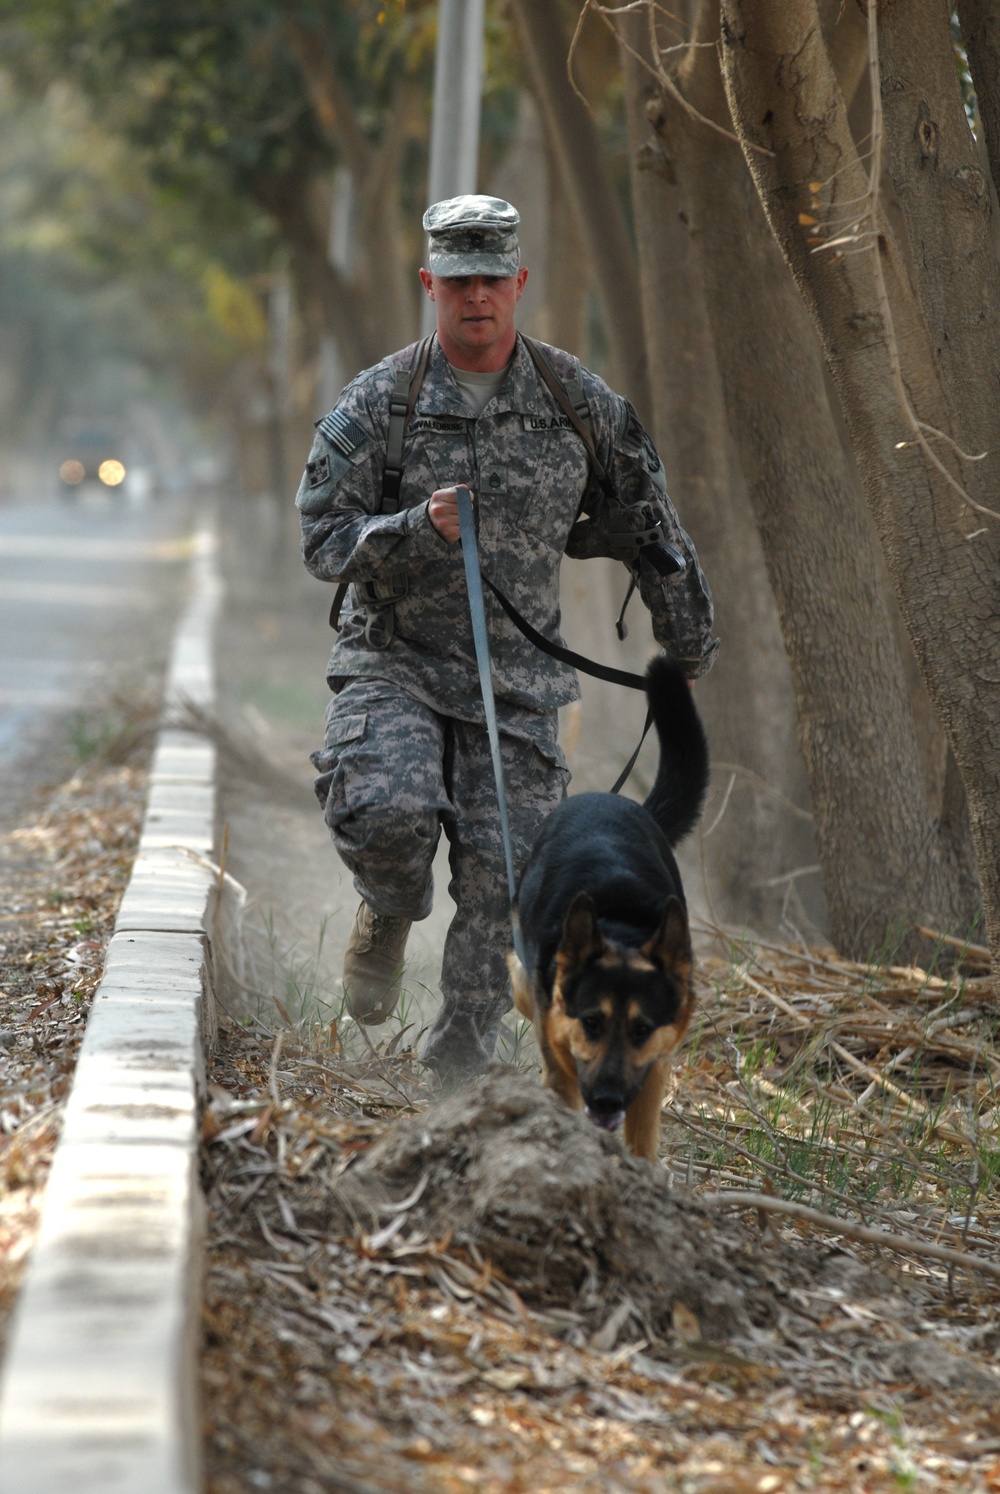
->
xmin=641 ymin=655 xmax=710 ymax=846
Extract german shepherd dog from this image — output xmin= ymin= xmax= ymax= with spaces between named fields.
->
xmin=507 ymin=657 xmax=709 ymax=1161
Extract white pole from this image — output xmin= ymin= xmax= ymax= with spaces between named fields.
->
xmin=423 ymin=0 xmax=486 ymax=333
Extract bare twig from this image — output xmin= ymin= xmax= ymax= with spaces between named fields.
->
xmin=701 ymin=1189 xmax=1000 ymax=1283
xmin=572 ymin=0 xmax=773 ymax=154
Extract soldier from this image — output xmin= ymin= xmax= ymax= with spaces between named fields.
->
xmin=297 ymin=194 xmax=718 ymax=1083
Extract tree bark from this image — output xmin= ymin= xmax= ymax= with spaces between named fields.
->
xmin=544 ymin=133 xmax=590 ymax=358
xmin=618 ymin=11 xmax=822 ymax=934
xmin=509 ymin=0 xmax=651 ymax=419
xmin=719 ymin=0 xmax=997 ymax=968
xmin=878 ymin=0 xmax=1000 ymax=484
xmin=637 ymin=0 xmax=978 ymax=959
xmin=956 ymin=0 xmax=1000 ymax=202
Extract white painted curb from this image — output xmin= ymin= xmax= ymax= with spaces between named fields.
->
xmin=0 ymin=528 xmax=221 ymax=1494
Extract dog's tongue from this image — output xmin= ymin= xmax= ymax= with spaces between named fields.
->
xmin=586 ymin=1106 xmax=625 ymax=1133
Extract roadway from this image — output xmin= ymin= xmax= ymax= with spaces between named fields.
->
xmin=0 ymin=486 xmax=194 ymax=810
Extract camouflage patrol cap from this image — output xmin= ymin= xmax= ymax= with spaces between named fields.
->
xmin=422 ymin=195 xmax=520 ymax=277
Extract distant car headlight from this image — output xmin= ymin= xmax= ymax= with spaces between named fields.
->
xmin=98 ymin=459 xmax=127 ymax=487
xmin=59 ymin=460 xmax=86 ymax=485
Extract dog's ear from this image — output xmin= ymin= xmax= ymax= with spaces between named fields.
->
xmin=560 ymin=891 xmax=603 ymax=965
xmin=642 ymin=895 xmax=691 ymax=966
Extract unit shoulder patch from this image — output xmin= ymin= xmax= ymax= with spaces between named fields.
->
xmin=306 ymin=454 xmax=331 ymax=488
xmin=619 ymin=411 xmax=666 ymax=487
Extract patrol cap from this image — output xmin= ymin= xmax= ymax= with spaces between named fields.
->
xmin=422 ymin=194 xmax=520 ymax=277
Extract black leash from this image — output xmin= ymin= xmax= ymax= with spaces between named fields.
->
xmin=481 ymin=573 xmax=653 ymax=795
xmin=482 ymin=575 xmax=646 ymax=692
xmin=478 ymin=570 xmax=651 ymax=794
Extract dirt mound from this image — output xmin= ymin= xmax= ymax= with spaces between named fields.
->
xmin=321 ymin=1070 xmax=1000 ymax=1405
xmin=329 ymin=1068 xmax=849 ymax=1347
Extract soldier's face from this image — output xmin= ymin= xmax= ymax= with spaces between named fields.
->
xmin=419 ymin=269 xmax=529 ymax=368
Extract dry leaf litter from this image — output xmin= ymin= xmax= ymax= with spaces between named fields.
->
xmin=3 ymin=693 xmax=999 ymax=1491
xmin=203 ymin=903 xmax=1000 ymax=1493
xmin=0 ymin=692 xmax=158 ymax=1359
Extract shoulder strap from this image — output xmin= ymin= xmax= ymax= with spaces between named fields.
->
xmin=329 ymin=336 xmax=432 ymax=630
xmin=521 ymin=335 xmax=614 ymax=499
xmin=382 ymin=335 xmax=433 ymax=514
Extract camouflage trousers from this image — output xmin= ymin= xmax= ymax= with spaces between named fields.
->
xmin=313 ymin=678 xmax=569 ymax=1079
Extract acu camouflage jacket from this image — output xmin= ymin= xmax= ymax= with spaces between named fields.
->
xmin=296 ymin=334 xmax=718 ymax=740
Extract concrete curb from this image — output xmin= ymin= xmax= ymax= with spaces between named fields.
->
xmin=0 ymin=528 xmax=221 ymax=1494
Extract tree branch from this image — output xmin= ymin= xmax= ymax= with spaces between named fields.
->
xmin=283 ymin=19 xmax=372 ymax=184
xmin=701 ymin=1189 xmax=1000 ymax=1284
xmin=509 ymin=0 xmax=651 ymax=416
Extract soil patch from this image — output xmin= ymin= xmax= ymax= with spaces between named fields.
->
xmin=202 ymin=994 xmax=1000 ymax=1493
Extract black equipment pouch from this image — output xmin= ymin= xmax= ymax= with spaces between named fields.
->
xmin=357 ymin=570 xmax=409 ymax=650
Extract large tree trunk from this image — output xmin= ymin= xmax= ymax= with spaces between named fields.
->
xmin=878 ymin=0 xmax=1000 ymax=473
xmin=618 ymin=13 xmax=823 ymax=934
xmin=284 ymin=20 xmax=418 ymax=368
xmin=631 ymin=0 xmax=979 ymax=959
xmin=956 ymin=0 xmax=1000 ymax=202
xmin=719 ymin=0 xmax=997 ymax=967
xmin=509 ymin=0 xmax=651 ymax=418
xmin=543 ymin=133 xmax=590 ymax=358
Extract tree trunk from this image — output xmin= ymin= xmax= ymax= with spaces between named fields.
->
xmin=618 ymin=12 xmax=823 ymax=934
xmin=544 ymin=135 xmax=590 ymax=358
xmin=956 ymin=0 xmax=1000 ymax=202
xmin=284 ymin=20 xmax=418 ymax=366
xmin=719 ymin=0 xmax=997 ymax=968
xmin=509 ymin=0 xmax=651 ymax=419
xmin=637 ymin=0 xmax=977 ymax=959
xmin=878 ymin=0 xmax=1000 ymax=476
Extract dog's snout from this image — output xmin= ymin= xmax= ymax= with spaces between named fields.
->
xmin=585 ymin=1088 xmax=627 ymax=1133
xmin=579 ymin=1081 xmax=627 ymax=1123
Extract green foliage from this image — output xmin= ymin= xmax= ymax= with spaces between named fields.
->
xmin=6 ymin=0 xmax=434 ymax=209
xmin=0 ymin=62 xmax=274 ymax=434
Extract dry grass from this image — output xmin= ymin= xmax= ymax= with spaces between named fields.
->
xmin=202 ymin=920 xmax=1000 ymax=1493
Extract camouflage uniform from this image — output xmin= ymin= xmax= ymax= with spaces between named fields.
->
xmin=297 ymin=331 xmax=718 ymax=1076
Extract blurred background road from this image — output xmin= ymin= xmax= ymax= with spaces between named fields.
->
xmin=0 ymin=483 xmax=193 ymax=815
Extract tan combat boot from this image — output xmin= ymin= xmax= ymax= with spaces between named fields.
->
xmin=343 ymin=900 xmax=412 ymax=1024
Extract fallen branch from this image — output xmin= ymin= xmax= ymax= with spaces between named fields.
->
xmin=700 ymin=1189 xmax=1000 ymax=1283
xmin=914 ymin=925 xmax=991 ymax=964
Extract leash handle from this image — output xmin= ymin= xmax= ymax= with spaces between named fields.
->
xmin=456 ymin=485 xmax=528 ymax=970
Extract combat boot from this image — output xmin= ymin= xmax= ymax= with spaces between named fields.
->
xmin=343 ymin=900 xmax=411 ymax=1024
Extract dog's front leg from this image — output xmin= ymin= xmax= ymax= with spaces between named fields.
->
xmin=537 ymin=1031 xmax=585 ymax=1114
xmin=506 ymin=950 xmax=534 ymax=1020
xmin=623 ymin=1059 xmax=669 ymax=1161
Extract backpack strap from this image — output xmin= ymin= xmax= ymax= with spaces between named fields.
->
xmin=382 ymin=334 xmax=432 ymax=514
xmin=328 ymin=336 xmax=433 ymax=631
xmin=520 ymin=334 xmax=614 ymax=501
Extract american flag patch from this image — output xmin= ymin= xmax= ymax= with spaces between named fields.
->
xmin=317 ymin=407 xmax=370 ymax=459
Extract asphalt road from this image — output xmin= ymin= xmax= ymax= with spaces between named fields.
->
xmin=0 ymin=486 xmax=194 ymax=808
